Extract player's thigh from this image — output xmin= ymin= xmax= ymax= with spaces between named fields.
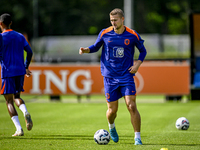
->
xmin=107 ymin=100 xmax=118 ymax=113
xmin=4 ymin=93 xmax=14 ymax=102
xmin=124 ymin=95 xmax=137 ymax=110
xmin=1 ymin=76 xmax=24 ymax=95
xmin=104 ymin=77 xmax=122 ymax=102
xmin=121 ymin=83 xmax=136 ymax=97
xmin=15 ymin=75 xmax=25 ymax=93
xmin=124 ymin=95 xmax=136 ymax=104
xmin=1 ymin=77 xmax=16 ymax=95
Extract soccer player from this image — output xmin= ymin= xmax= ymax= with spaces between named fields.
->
xmin=0 ymin=13 xmax=33 ymax=136
xmin=79 ymin=8 xmax=147 ymax=145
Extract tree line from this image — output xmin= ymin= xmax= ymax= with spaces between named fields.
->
xmin=0 ymin=0 xmax=200 ymax=40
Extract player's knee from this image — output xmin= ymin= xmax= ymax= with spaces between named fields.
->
xmin=127 ymin=103 xmax=137 ymax=112
xmin=6 ymin=99 xmax=13 ymax=105
xmin=107 ymin=107 xmax=117 ymax=115
xmin=14 ymin=98 xmax=25 ymax=107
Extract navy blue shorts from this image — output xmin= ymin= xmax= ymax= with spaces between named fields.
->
xmin=104 ymin=76 xmax=136 ymax=102
xmin=1 ymin=75 xmax=25 ymax=95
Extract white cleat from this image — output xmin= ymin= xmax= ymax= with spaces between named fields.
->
xmin=12 ymin=129 xmax=24 ymax=137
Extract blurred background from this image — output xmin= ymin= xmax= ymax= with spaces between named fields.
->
xmin=0 ymin=0 xmax=200 ymax=101
xmin=0 ymin=0 xmax=199 ymax=62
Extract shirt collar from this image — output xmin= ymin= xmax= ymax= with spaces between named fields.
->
xmin=2 ymin=29 xmax=13 ymax=33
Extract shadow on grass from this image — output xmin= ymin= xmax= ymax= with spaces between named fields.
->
xmin=2 ymin=135 xmax=199 ymax=147
xmin=0 ymin=134 xmax=94 ymax=141
xmin=121 ymin=142 xmax=200 ymax=147
xmin=142 ymin=143 xmax=200 ymax=147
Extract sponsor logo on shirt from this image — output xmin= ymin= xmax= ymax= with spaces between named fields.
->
xmin=113 ymin=47 xmax=124 ymax=58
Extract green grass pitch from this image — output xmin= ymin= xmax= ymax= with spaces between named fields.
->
xmin=0 ymin=95 xmax=200 ymax=150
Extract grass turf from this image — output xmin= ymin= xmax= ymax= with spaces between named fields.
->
xmin=0 ymin=96 xmax=200 ymax=150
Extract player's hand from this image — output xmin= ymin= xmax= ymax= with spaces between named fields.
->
xmin=128 ymin=65 xmax=139 ymax=74
xmin=26 ymin=69 xmax=32 ymax=77
xmin=128 ymin=60 xmax=143 ymax=74
xmin=79 ymin=47 xmax=90 ymax=55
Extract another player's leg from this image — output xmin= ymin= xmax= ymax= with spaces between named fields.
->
xmin=125 ymin=95 xmax=142 ymax=145
xmin=14 ymin=93 xmax=33 ymax=131
xmin=4 ymin=94 xmax=24 ymax=136
xmin=106 ymin=100 xmax=119 ymax=142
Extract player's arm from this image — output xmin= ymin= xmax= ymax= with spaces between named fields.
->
xmin=79 ymin=29 xmax=104 ymax=55
xmin=129 ymin=34 xmax=147 ymax=74
xmin=138 ymin=46 xmax=147 ymax=62
xmin=79 ymin=47 xmax=90 ymax=55
xmin=24 ymin=44 xmax=33 ymax=77
xmin=129 ymin=60 xmax=143 ymax=74
xmin=129 ymin=46 xmax=147 ymax=74
xmin=0 ymin=34 xmax=3 ymax=62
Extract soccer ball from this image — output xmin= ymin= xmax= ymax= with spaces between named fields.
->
xmin=175 ymin=117 xmax=190 ymax=130
xmin=94 ymin=129 xmax=110 ymax=145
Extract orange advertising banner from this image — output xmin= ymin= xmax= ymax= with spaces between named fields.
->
xmin=134 ymin=61 xmax=190 ymax=95
xmin=24 ymin=64 xmax=104 ymax=95
xmin=0 ymin=61 xmax=190 ymax=95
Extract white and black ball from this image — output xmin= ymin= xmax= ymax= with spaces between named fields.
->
xmin=94 ymin=129 xmax=110 ymax=145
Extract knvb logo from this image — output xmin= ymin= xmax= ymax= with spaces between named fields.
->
xmin=113 ymin=47 xmax=124 ymax=58
xmin=124 ymin=39 xmax=130 ymax=45
xmin=30 ymin=69 xmax=93 ymax=94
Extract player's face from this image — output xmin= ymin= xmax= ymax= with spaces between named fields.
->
xmin=110 ymin=14 xmax=124 ymax=31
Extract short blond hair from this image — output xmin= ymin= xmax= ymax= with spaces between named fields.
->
xmin=110 ymin=8 xmax=124 ymax=18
